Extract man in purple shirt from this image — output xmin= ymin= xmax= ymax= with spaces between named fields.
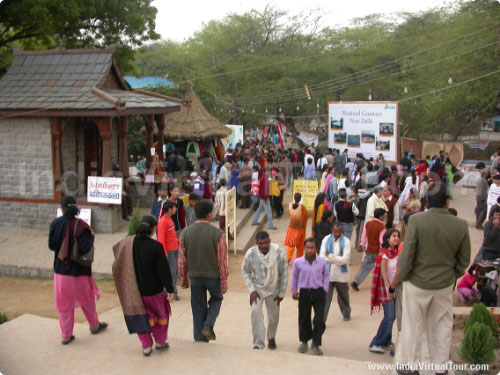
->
xmin=291 ymin=238 xmax=329 ymax=356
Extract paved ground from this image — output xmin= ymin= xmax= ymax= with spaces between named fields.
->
xmin=0 ymin=186 xmax=490 ymax=374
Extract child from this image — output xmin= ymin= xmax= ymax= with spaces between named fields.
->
xmin=457 ymin=265 xmax=478 ymax=304
xmin=291 ymin=238 xmax=329 ymax=356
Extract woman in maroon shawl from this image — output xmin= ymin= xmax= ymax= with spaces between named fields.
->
xmin=112 ymin=215 xmax=174 ymax=356
xmin=48 ymin=195 xmax=107 ymax=345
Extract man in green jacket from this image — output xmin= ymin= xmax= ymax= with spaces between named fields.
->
xmin=396 ymin=182 xmax=470 ymax=375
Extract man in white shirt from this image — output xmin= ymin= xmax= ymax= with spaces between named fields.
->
xmin=320 ymin=222 xmax=351 ymax=322
xmin=304 ymin=151 xmax=315 ymax=170
xmin=365 ymin=186 xmax=388 ymax=224
xmin=242 ymin=231 xmax=288 ymax=350
xmin=317 ymin=154 xmax=328 ymax=170
xmin=487 ymin=174 xmax=500 ymax=219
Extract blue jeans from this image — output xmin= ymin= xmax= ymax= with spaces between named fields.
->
xmin=340 ymin=222 xmax=353 ymax=241
xmin=251 ymin=198 xmax=274 ymax=229
xmin=370 ymin=299 xmax=396 ymax=347
xmin=287 ymin=169 xmax=292 ymax=188
xmin=353 ymin=253 xmax=377 ymax=286
xmin=190 ymin=278 xmax=223 ymax=342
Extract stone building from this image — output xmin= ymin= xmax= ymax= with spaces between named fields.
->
xmin=0 ymin=46 xmax=182 ymax=232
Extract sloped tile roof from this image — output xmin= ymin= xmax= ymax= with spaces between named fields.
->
xmin=0 ymin=49 xmax=181 ymax=112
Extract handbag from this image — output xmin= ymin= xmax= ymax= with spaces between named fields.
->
xmin=70 ymin=219 xmax=94 ymax=267
xmin=270 ymin=180 xmax=280 ymax=197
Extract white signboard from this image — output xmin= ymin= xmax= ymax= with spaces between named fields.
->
xmin=87 ymin=176 xmax=123 ymax=204
xmin=328 ymin=102 xmax=398 ymax=162
xmin=57 ymin=208 xmax=92 ymax=227
xmin=224 ymin=124 xmax=244 ymax=150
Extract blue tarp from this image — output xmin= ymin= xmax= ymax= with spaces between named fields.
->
xmin=124 ymin=76 xmax=178 ymax=89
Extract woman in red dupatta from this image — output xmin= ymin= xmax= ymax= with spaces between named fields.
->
xmin=368 ymin=228 xmax=400 ymax=354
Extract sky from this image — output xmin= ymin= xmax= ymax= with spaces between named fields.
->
xmin=153 ymin=0 xmax=449 ymax=42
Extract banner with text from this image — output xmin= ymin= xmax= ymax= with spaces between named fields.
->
xmin=87 ymin=176 xmax=123 ymax=204
xmin=328 ymin=102 xmax=398 ymax=162
xmin=293 ymin=180 xmax=319 ymax=212
xmin=297 ymin=131 xmax=319 ymax=147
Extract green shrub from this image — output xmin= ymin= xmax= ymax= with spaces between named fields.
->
xmin=464 ymin=303 xmax=497 ymax=342
xmin=0 ymin=313 xmax=7 ymax=324
xmin=127 ymin=208 xmax=141 ymax=236
xmin=460 ymin=321 xmax=495 ymax=365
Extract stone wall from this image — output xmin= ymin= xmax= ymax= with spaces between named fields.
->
xmin=0 ymin=201 xmax=123 ymax=233
xmin=0 ymin=118 xmax=54 ymax=199
xmin=129 ymin=181 xmax=156 ymax=208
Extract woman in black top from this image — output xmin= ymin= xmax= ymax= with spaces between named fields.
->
xmin=132 ymin=215 xmax=174 ymax=356
xmin=48 ymin=195 xmax=107 ymax=345
xmin=168 ymin=184 xmax=186 ymax=234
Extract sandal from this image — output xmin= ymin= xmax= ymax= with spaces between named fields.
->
xmin=61 ymin=335 xmax=75 ymax=345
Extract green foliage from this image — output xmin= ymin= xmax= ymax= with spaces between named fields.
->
xmin=0 ymin=0 xmax=160 ymax=75
xmin=460 ymin=321 xmax=495 ymax=365
xmin=127 ymin=207 xmax=141 ymax=236
xmin=131 ymin=1 xmax=500 ymax=140
xmin=127 ymin=116 xmax=147 ymax=159
xmin=0 ymin=313 xmax=7 ymax=324
xmin=465 ymin=303 xmax=497 ymax=342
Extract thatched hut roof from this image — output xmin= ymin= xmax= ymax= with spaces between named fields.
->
xmin=163 ymin=87 xmax=230 ymax=140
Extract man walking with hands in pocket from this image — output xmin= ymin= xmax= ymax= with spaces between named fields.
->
xmin=242 ymin=231 xmax=288 ymax=350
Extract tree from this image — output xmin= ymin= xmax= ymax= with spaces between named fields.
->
xmin=130 ymin=1 xmax=500 ymax=143
xmin=0 ymin=0 xmax=160 ymax=74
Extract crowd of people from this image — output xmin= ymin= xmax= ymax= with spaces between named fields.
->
xmin=47 ymin=141 xmax=500 ymax=374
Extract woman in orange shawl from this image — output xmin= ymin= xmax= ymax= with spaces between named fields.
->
xmin=285 ymin=193 xmax=309 ymax=263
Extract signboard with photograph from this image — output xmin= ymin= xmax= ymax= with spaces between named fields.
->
xmin=87 ymin=176 xmax=123 ymax=205
xmin=328 ymin=102 xmax=399 ymax=162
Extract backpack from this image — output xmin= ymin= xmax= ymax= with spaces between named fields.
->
xmin=326 ymin=178 xmax=338 ymax=203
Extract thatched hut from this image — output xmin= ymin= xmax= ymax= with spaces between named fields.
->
xmin=140 ymin=86 xmax=230 ymax=166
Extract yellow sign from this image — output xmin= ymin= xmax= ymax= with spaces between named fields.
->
xmin=293 ymin=180 xmax=318 ymax=211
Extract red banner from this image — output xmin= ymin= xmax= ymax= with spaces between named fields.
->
xmin=277 ymin=121 xmax=285 ymax=149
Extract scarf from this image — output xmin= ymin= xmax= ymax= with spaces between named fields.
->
xmin=112 ymin=236 xmax=151 ymax=334
xmin=255 ymin=244 xmax=280 ymax=298
xmin=57 ymin=218 xmax=93 ymax=264
xmin=370 ymin=246 xmax=398 ymax=314
xmin=325 ymin=235 xmax=347 ymax=273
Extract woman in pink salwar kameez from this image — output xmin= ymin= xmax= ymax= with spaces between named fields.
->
xmin=48 ymin=196 xmax=107 ymax=345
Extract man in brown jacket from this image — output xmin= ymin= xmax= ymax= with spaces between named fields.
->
xmin=351 ymin=208 xmax=387 ymax=291
xmin=395 ymin=182 xmax=470 ymax=375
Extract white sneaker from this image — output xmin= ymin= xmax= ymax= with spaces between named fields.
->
xmin=369 ymin=345 xmax=385 ymax=353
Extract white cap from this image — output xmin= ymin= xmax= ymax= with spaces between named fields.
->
xmin=190 ymin=172 xmax=197 ymax=177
